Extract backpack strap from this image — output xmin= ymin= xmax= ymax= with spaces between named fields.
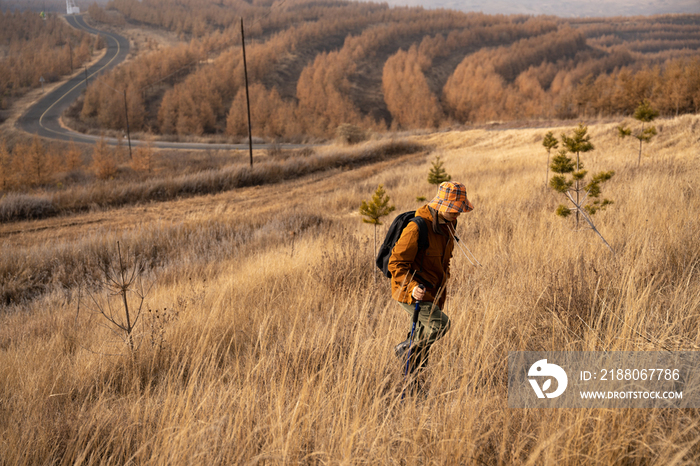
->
xmin=411 ymin=216 xmax=429 ymax=251
xmin=409 ymin=216 xmax=433 ymax=288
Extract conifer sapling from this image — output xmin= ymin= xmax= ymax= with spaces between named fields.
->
xmin=359 ymin=185 xmax=396 ymax=280
xmin=559 ymin=123 xmax=594 ymax=227
xmin=542 ymin=131 xmax=558 ymax=187
xmin=617 ymin=100 xmax=659 ymax=167
xmin=427 ymin=154 xmax=451 ymax=188
xmin=548 ymin=124 xmax=615 ymax=253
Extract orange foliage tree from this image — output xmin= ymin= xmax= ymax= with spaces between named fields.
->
xmin=70 ymin=0 xmax=700 ymax=138
xmin=382 ymin=45 xmax=443 ymax=130
xmin=296 ymin=51 xmax=364 ymax=137
xmin=91 ymin=138 xmax=118 ymax=180
xmin=226 ymin=84 xmax=300 ymax=140
xmin=64 ymin=141 xmax=84 ymax=172
xmin=0 ymin=11 xmax=92 ymax=104
xmin=443 ymin=59 xmax=506 ymax=123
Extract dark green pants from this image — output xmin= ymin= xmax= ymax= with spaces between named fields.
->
xmin=398 ymin=301 xmax=450 ymax=351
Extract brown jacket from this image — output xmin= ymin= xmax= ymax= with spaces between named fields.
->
xmin=388 ymin=205 xmax=455 ymax=308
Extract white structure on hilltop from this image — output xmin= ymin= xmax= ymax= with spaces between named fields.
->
xmin=66 ymin=0 xmax=80 ymax=15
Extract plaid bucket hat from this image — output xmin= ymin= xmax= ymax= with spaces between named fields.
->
xmin=428 ymin=181 xmax=474 ymax=214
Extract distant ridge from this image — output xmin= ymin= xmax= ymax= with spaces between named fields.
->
xmin=379 ymin=0 xmax=700 ymax=18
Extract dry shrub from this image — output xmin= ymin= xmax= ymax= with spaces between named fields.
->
xmin=91 ymin=138 xmax=118 ymax=180
xmin=130 ymin=144 xmax=156 ymax=174
xmin=0 ymin=192 xmax=56 ymax=223
xmin=0 ymin=206 xmax=326 ymax=305
xmin=336 ymin=123 xmax=367 ymax=145
xmin=1 ymin=138 xmax=423 ymax=223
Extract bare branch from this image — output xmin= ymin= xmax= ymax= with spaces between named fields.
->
xmin=77 ymin=242 xmax=154 ymax=354
xmin=564 ymin=191 xmax=615 ymax=254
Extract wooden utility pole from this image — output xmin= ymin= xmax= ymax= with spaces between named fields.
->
xmin=241 ymin=17 xmax=253 ymax=167
xmin=123 ymin=90 xmax=133 ymax=160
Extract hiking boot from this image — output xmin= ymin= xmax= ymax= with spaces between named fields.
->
xmin=394 ymin=339 xmax=411 ymax=360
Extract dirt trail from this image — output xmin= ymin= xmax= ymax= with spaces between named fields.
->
xmin=0 ymin=152 xmax=423 ymax=248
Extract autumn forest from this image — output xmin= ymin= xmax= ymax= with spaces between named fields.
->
xmin=68 ymin=0 xmax=700 ymax=141
xmin=0 ymin=9 xmax=96 ymax=109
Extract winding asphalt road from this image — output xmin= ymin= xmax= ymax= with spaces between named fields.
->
xmin=17 ymin=15 xmax=301 ymax=151
xmin=17 ymin=15 xmax=131 ymax=144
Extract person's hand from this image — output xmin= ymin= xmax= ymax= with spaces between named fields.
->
xmin=412 ymin=285 xmax=425 ymax=301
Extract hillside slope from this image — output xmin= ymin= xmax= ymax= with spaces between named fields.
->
xmin=1 ymin=114 xmax=699 ymax=463
xmin=73 ymin=0 xmax=700 ymax=140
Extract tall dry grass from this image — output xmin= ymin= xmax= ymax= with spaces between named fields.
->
xmin=0 ymin=139 xmax=424 ymax=223
xmin=1 ymin=115 xmax=699 ymax=464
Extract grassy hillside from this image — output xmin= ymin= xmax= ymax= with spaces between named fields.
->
xmin=1 ymin=115 xmax=699 ymax=463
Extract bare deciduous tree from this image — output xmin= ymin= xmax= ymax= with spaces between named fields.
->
xmin=83 ymin=242 xmax=152 ymax=353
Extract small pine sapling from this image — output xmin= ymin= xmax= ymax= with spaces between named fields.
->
xmin=560 ymin=123 xmax=594 ymax=228
xmin=617 ymin=100 xmax=659 ymax=167
xmin=583 ymin=171 xmax=615 ymax=215
xmin=359 ymin=185 xmax=396 ymax=281
xmin=549 ymin=124 xmax=615 ymax=253
xmin=542 ymin=131 xmax=558 ymax=187
xmin=427 ymin=154 xmax=451 ymax=188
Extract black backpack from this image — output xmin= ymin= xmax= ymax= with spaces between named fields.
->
xmin=376 ymin=211 xmax=429 ymax=278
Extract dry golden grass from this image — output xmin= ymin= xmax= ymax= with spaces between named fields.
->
xmin=0 ymin=139 xmax=423 ymax=223
xmin=1 ymin=115 xmax=700 ymax=464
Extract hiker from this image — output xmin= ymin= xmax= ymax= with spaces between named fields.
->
xmin=388 ymin=181 xmax=474 ymax=384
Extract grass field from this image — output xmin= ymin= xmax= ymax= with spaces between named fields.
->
xmin=1 ymin=114 xmax=699 ymax=464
